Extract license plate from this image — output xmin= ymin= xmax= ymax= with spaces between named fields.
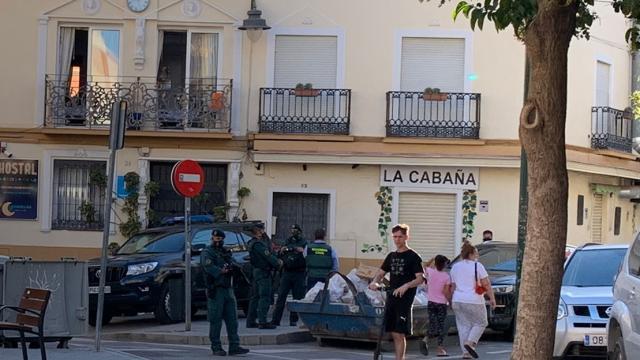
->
xmin=584 ymin=334 xmax=607 ymax=346
xmin=89 ymin=286 xmax=111 ymax=294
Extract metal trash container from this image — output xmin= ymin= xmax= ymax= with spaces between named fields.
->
xmin=1 ymin=259 xmax=88 ymax=343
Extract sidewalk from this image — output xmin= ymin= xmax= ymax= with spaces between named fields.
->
xmin=87 ymin=313 xmax=313 ymax=346
xmin=0 ymin=347 xmax=144 ymax=360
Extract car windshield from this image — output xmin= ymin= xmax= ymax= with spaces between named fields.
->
xmin=117 ymin=232 xmax=184 ymax=254
xmin=562 ymin=248 xmax=627 ymax=287
xmin=487 ymin=258 xmax=517 ymax=272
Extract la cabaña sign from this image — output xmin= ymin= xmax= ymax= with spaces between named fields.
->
xmin=380 ymin=166 xmax=479 ymax=190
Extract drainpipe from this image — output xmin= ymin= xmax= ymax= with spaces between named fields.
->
xmin=631 ymin=49 xmax=640 ymax=153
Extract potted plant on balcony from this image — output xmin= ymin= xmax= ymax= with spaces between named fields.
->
xmin=294 ymin=83 xmax=320 ymax=97
xmin=423 ymin=87 xmax=448 ymax=101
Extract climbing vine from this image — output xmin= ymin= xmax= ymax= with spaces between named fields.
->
xmin=362 ymin=186 xmax=393 ymax=253
xmin=144 ymin=180 xmax=161 ymax=227
xmin=462 ymin=190 xmax=477 ymax=241
xmin=119 ymin=172 xmax=141 ymax=238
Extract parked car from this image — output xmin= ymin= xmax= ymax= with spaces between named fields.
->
xmin=87 ymin=221 xmax=260 ymax=326
xmin=554 ymin=244 xmax=628 ymax=358
xmin=607 ymin=233 xmax=640 ymax=359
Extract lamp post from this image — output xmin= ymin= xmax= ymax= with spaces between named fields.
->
xmin=239 ymin=0 xmax=270 ymax=135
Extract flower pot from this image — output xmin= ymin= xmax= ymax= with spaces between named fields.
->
xmin=293 ymin=89 xmax=321 ymax=97
xmin=209 ymin=91 xmax=226 ymax=111
xmin=422 ymin=93 xmax=448 ymax=101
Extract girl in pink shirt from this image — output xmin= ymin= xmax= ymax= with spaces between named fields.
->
xmin=420 ymin=255 xmax=452 ymax=357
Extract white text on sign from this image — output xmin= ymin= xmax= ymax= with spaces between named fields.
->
xmin=179 ymin=174 xmax=201 ymax=183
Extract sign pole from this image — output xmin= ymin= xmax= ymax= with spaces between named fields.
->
xmin=96 ymin=100 xmax=127 ymax=352
xmin=185 ymin=196 xmax=192 ymax=331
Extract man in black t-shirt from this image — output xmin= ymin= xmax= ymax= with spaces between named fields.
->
xmin=369 ymin=224 xmax=424 ymax=360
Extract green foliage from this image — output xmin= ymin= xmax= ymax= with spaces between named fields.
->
xmin=362 ymin=186 xmax=393 ymax=253
xmin=238 ymin=187 xmax=251 ymax=198
xmin=462 ymin=190 xmax=478 ymax=240
xmin=144 ymin=180 xmax=160 ymax=198
xmin=89 ymin=169 xmax=107 ymax=189
xmin=80 ymin=201 xmax=97 ymax=224
xmin=295 ymin=83 xmax=304 ymax=89
xmin=304 ymin=83 xmax=314 ymax=89
xmin=631 ymin=90 xmax=640 ymax=120
xmin=119 ymin=172 xmax=142 ymax=238
xmin=213 ymin=203 xmax=231 ymax=222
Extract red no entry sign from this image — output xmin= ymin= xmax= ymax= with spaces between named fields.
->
xmin=171 ymin=160 xmax=205 ymax=198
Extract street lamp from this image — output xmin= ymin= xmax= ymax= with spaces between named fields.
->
xmin=239 ymin=0 xmax=270 ymax=136
xmin=239 ymin=0 xmax=271 ymax=42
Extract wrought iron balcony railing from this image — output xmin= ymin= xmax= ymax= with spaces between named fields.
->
xmin=259 ymin=88 xmax=351 ymax=135
xmin=386 ymin=91 xmax=481 ymax=139
xmin=591 ymin=106 xmax=633 ymax=153
xmin=45 ymin=76 xmax=232 ymax=131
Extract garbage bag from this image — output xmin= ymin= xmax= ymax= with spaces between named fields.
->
xmin=328 ymin=274 xmax=348 ymax=302
xmin=303 ymin=282 xmax=324 ymax=302
xmin=346 ymin=268 xmax=369 ymax=293
xmin=341 ymin=291 xmax=355 ymax=305
xmin=414 ymin=287 xmax=429 ymax=305
xmin=365 ymin=288 xmax=385 ymax=306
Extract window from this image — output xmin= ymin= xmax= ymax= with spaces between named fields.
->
xmin=157 ymin=31 xmax=219 ymax=88
xmin=577 ymin=195 xmax=584 ymax=226
xmin=562 ymin=248 xmax=627 ymax=287
xmin=274 ymin=35 xmax=338 ymax=88
xmin=52 ymin=160 xmax=107 ymax=230
xmin=629 ymin=234 xmax=640 ymax=277
xmin=117 ymin=232 xmax=184 ymax=254
xmin=192 ymin=229 xmax=243 ymax=251
xmin=614 ymin=206 xmax=622 ymax=235
xmin=400 ymin=37 xmax=465 ymax=92
xmin=595 ymin=61 xmax=611 ymax=107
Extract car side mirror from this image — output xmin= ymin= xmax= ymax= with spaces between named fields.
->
xmin=192 ymin=243 xmax=206 ymax=255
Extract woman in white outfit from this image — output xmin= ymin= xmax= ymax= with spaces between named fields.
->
xmin=450 ymin=242 xmax=496 ymax=359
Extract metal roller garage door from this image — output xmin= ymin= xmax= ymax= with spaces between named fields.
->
xmin=398 ymin=192 xmax=457 ymax=258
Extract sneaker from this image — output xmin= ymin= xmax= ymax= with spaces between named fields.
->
xmin=228 ymin=347 xmax=250 ymax=356
xmin=419 ymin=338 xmax=429 ymax=356
xmin=212 ymin=349 xmax=227 ymax=356
xmin=258 ymin=323 xmax=277 ymax=329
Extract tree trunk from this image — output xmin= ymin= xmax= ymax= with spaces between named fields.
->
xmin=512 ymin=2 xmax=577 ymax=359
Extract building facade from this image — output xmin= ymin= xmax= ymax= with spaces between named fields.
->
xmin=0 ymin=0 xmax=638 ymax=269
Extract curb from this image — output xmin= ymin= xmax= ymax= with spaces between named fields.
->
xmin=101 ymin=330 xmax=314 ymax=346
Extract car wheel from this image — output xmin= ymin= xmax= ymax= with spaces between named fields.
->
xmin=154 ymin=279 xmax=183 ymax=324
xmin=610 ymin=333 xmax=626 ymax=360
xmin=88 ymin=310 xmax=113 ymax=327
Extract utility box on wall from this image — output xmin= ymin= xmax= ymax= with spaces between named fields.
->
xmin=1 ymin=260 xmax=88 ymax=340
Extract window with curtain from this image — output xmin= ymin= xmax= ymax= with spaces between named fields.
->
xmin=52 ymin=160 xmax=107 ymax=231
xmin=189 ymin=32 xmax=218 ymax=86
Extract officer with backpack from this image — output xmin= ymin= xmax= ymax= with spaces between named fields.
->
xmin=304 ymin=228 xmax=339 ymax=290
xmin=271 ymin=224 xmax=307 ymax=327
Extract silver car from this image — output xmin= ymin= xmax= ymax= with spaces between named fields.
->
xmin=554 ymin=244 xmax=628 ymax=358
xmin=607 ymin=234 xmax=640 ymax=359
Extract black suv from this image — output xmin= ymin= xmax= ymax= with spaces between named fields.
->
xmin=88 ymin=222 xmax=257 ymax=325
xmin=450 ymin=241 xmax=518 ymax=337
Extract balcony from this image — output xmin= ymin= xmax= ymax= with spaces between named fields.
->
xmin=386 ymin=91 xmax=481 ymax=139
xmin=44 ymin=76 xmax=232 ymax=131
xmin=591 ymin=106 xmax=633 ymax=153
xmin=258 ymin=88 xmax=351 ymax=135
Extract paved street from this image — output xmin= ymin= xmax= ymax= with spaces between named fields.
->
xmin=0 ymin=335 xmax=514 ymax=360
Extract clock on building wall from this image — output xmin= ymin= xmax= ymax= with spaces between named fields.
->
xmin=127 ymin=0 xmax=149 ymax=12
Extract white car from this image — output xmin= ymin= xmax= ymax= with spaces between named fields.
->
xmin=607 ymin=234 xmax=640 ymax=359
xmin=554 ymin=244 xmax=628 ymax=358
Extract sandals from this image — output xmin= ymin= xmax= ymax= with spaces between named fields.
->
xmin=464 ymin=343 xmax=479 ymax=359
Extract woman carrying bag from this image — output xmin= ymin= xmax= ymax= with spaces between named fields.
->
xmin=450 ymin=242 xmax=497 ymax=359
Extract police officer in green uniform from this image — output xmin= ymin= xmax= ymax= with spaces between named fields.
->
xmin=246 ymin=224 xmax=282 ymax=329
xmin=305 ymin=228 xmax=339 ymax=291
xmin=271 ymin=224 xmax=307 ymax=327
xmin=200 ymin=229 xmax=250 ymax=356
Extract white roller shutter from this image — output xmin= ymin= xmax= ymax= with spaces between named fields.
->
xmin=398 ymin=192 xmax=457 ymax=258
xmin=595 ymin=61 xmax=610 ymax=107
xmin=592 ymin=193 xmax=603 ymax=243
xmin=274 ymin=35 xmax=337 ymax=88
xmin=400 ymin=37 xmax=465 ymax=92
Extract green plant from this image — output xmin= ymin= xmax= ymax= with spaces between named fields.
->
xmin=423 ymin=87 xmax=433 ymax=94
xmin=295 ymin=83 xmax=305 ymax=89
xmin=362 ymin=186 xmax=392 ymax=253
xmin=80 ymin=201 xmax=97 ymax=224
xmin=237 ymin=187 xmax=251 ymax=198
xmin=89 ymin=169 xmax=107 ymax=189
xmin=432 ymin=88 xmax=441 ymax=93
xmin=462 ymin=190 xmax=478 ymax=241
xmin=232 ymin=187 xmax=252 ymax=222
xmin=144 ymin=180 xmax=160 ymax=198
xmin=119 ymin=172 xmax=142 ymax=238
xmin=213 ymin=203 xmax=231 ymax=222
xmin=304 ymin=83 xmax=313 ymax=89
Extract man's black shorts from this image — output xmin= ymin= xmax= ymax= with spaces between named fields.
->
xmin=384 ymin=293 xmax=414 ymax=335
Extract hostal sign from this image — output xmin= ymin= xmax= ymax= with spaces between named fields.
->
xmin=380 ymin=166 xmax=479 ymax=190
